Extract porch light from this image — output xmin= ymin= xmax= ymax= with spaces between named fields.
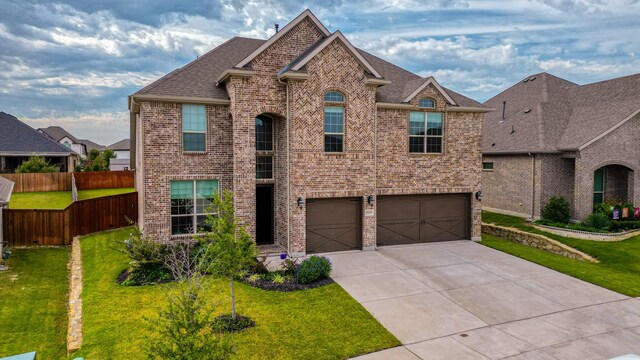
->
xmin=475 ymin=191 xmax=483 ymax=201
xmin=297 ymin=197 xmax=304 ymax=208
xmin=367 ymin=195 xmax=375 ymax=206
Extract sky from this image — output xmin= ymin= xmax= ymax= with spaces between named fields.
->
xmin=1 ymin=0 xmax=639 ymax=145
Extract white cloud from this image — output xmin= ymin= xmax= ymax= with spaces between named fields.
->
xmin=22 ymin=111 xmax=130 ymax=145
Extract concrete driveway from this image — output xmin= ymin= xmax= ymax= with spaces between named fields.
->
xmin=323 ymin=241 xmax=640 ymax=360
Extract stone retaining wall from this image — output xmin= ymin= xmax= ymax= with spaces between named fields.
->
xmin=482 ymin=223 xmax=598 ymax=263
xmin=67 ymin=236 xmax=83 ymax=353
xmin=533 ymin=224 xmax=640 ymax=242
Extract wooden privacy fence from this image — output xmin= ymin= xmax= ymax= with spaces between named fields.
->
xmin=0 ymin=171 xmax=134 ymax=193
xmin=3 ymin=192 xmax=138 ymax=246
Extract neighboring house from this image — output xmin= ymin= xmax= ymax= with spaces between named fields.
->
xmin=0 ymin=112 xmax=78 ymax=172
xmin=107 ymin=139 xmax=131 ymax=171
xmin=129 ymin=10 xmax=489 ymax=255
xmin=39 ymin=126 xmax=104 ymax=159
xmin=482 ymin=72 xmax=640 ymax=220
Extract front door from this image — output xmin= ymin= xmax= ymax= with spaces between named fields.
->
xmin=256 ymin=185 xmax=274 ymax=245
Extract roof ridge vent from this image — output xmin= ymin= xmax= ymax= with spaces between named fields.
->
xmin=524 ymin=108 xmax=532 ymax=113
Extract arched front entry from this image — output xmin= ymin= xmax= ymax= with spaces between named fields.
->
xmin=592 ymin=164 xmax=635 ymax=205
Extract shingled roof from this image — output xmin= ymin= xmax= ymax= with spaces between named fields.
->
xmin=0 ymin=112 xmax=74 ymax=155
xmin=107 ymin=139 xmax=130 ymax=151
xmin=483 ymin=72 xmax=640 ymax=153
xmin=39 ymin=126 xmax=105 ymax=152
xmin=133 ymin=22 xmax=482 ymax=108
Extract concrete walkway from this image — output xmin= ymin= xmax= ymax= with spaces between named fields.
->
xmin=324 ymin=241 xmax=640 ymax=360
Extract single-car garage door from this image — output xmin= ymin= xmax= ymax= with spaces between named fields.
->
xmin=306 ymin=198 xmax=362 ymax=253
xmin=377 ymin=194 xmax=470 ymax=246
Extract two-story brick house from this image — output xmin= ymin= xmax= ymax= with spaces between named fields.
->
xmin=129 ymin=10 xmax=489 ymax=255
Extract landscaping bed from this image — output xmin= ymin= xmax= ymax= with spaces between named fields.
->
xmin=482 ymin=211 xmax=640 ymax=296
xmin=70 ymin=228 xmax=399 ymax=360
xmin=239 ymin=274 xmax=334 ymax=292
xmin=8 ymin=187 xmax=135 ymax=209
xmin=0 ymin=247 xmax=69 ymax=359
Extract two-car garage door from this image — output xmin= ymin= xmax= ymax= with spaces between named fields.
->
xmin=377 ymin=194 xmax=470 ymax=246
xmin=305 ymin=194 xmax=470 ymax=253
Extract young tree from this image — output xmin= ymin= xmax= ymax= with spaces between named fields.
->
xmin=199 ymin=190 xmax=257 ymax=321
xmin=15 ymin=155 xmax=59 ymax=173
xmin=146 ymin=244 xmax=232 ymax=360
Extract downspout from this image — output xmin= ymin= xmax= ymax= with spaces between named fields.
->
xmin=278 ymin=78 xmax=291 ymax=255
xmin=529 ymin=153 xmax=536 ymax=219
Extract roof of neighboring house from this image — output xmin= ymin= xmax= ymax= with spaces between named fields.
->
xmin=0 ymin=112 xmax=75 ymax=156
xmin=107 ymin=139 xmax=130 ymax=151
xmin=39 ymin=126 xmax=105 ymax=152
xmin=133 ymin=11 xmax=483 ymax=109
xmin=483 ymin=72 xmax=640 ymax=153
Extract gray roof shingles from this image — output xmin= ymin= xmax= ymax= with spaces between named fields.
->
xmin=0 ymin=112 xmax=74 ymax=155
xmin=483 ymin=72 xmax=640 ymax=153
xmin=39 ymin=126 xmax=104 ymax=152
xmin=134 ymin=36 xmax=483 ymax=108
xmin=108 ymin=139 xmax=130 ymax=150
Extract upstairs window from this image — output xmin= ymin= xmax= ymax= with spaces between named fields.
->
xmin=324 ymin=91 xmax=345 ymax=152
xmin=419 ymin=98 xmax=435 ymax=108
xmin=170 ymin=179 xmax=218 ymax=235
xmin=182 ymin=104 xmax=206 ymax=152
xmin=409 ymin=111 xmax=443 ymax=154
xmin=255 ymin=115 xmax=274 ymax=179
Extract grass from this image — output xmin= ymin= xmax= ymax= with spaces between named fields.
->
xmin=71 ymin=228 xmax=400 ymax=360
xmin=482 ymin=211 xmax=640 ymax=296
xmin=8 ymin=187 xmax=135 ymax=209
xmin=0 ymin=247 xmax=70 ymax=359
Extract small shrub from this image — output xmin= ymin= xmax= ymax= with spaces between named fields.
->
xmin=593 ymin=203 xmax=612 ymax=216
xmin=272 ymin=274 xmax=285 ymax=284
xmin=117 ymin=227 xmax=171 ymax=285
xmin=296 ymin=256 xmax=332 ymax=284
xmin=212 ymin=314 xmax=255 ymax=333
xmin=610 ymin=220 xmax=640 ymax=232
xmin=253 ymin=255 xmax=270 ymax=274
xmin=15 ymin=155 xmax=58 ymax=173
xmin=247 ymin=274 xmax=261 ymax=283
xmin=583 ymin=213 xmax=611 ymax=231
xmin=542 ymin=196 xmax=572 ymax=224
xmin=280 ymin=258 xmax=300 ymax=276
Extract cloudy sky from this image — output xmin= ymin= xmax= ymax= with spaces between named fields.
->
xmin=1 ymin=0 xmax=639 ymax=145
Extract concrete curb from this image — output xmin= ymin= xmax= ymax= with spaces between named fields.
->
xmin=482 ymin=223 xmax=599 ymax=263
xmin=533 ymin=224 xmax=640 ymax=242
xmin=67 ymin=236 xmax=83 ymax=353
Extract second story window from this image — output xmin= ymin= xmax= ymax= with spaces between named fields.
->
xmin=409 ymin=111 xmax=443 ymax=154
xmin=182 ymin=104 xmax=206 ymax=152
xmin=324 ymin=91 xmax=345 ymax=152
xmin=256 ymin=115 xmax=273 ymax=179
xmin=419 ymin=98 xmax=436 ymax=108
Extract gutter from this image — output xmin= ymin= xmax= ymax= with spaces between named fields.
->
xmin=130 ymin=94 xmax=231 ymax=106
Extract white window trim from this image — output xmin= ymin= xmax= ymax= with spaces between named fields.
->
xmin=182 ymin=104 xmax=207 ymax=153
xmin=170 ymin=180 xmax=218 ymax=235
xmin=409 ymin=111 xmax=444 ymax=154
xmin=324 ymin=105 xmax=345 ymax=153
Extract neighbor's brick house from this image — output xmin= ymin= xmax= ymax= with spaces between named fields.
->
xmin=129 ymin=10 xmax=489 ymax=254
xmin=482 ymin=72 xmax=640 ymax=220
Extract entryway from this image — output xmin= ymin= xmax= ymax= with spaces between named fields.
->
xmin=256 ymin=185 xmax=274 ymax=245
xmin=377 ymin=194 xmax=470 ymax=246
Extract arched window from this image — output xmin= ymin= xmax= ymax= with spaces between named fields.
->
xmin=418 ymin=98 xmax=435 ymax=108
xmin=324 ymin=91 xmax=344 ymax=103
xmin=324 ymin=91 xmax=345 ymax=152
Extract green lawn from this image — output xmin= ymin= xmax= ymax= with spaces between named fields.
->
xmin=8 ymin=187 xmax=135 ymax=209
xmin=482 ymin=211 xmax=640 ymax=296
xmin=0 ymin=247 xmax=70 ymax=359
xmin=71 ymin=228 xmax=399 ymax=360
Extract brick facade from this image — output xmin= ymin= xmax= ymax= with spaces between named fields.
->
xmin=136 ymin=15 xmax=486 ymax=251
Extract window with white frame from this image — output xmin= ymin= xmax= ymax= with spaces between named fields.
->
xmin=182 ymin=104 xmax=206 ymax=152
xmin=170 ymin=180 xmax=218 ymax=235
xmin=324 ymin=91 xmax=345 ymax=152
xmin=409 ymin=111 xmax=444 ymax=153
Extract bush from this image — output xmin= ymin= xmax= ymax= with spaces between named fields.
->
xmin=280 ymin=258 xmax=300 ymax=276
xmin=610 ymin=220 xmax=640 ymax=232
xmin=296 ymin=256 xmax=332 ymax=284
xmin=593 ymin=203 xmax=612 ymax=216
xmin=541 ymin=196 xmax=572 ymax=224
xmin=117 ymin=227 xmax=172 ymax=285
xmin=582 ymin=213 xmax=611 ymax=231
xmin=15 ymin=155 xmax=59 ymax=173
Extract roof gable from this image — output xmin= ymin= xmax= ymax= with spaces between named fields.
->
xmin=234 ymin=9 xmax=330 ymax=69
xmin=0 ymin=112 xmax=74 ymax=155
xmin=402 ymin=77 xmax=457 ymax=105
xmin=281 ymin=31 xmax=382 ymax=78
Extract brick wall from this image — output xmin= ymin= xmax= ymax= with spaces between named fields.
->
xmin=539 ymin=154 xmax=575 ymax=216
xmin=482 ymin=154 xmax=536 ymax=218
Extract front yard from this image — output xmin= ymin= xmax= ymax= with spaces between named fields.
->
xmin=70 ymin=228 xmax=399 ymax=359
xmin=482 ymin=211 xmax=640 ymax=296
xmin=0 ymin=247 xmax=69 ymax=359
xmin=8 ymin=187 xmax=135 ymax=209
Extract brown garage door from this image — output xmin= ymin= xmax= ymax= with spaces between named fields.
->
xmin=306 ymin=198 xmax=362 ymax=253
xmin=377 ymin=194 xmax=470 ymax=246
